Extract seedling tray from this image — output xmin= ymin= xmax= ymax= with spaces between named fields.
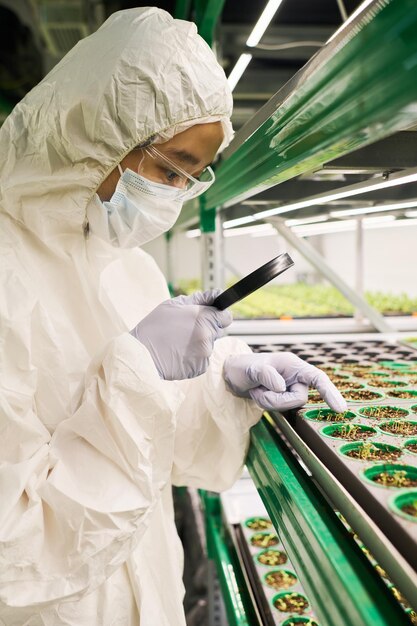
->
xmin=237 ymin=517 xmax=320 ymax=625
xmin=292 ymin=400 xmax=417 ymax=572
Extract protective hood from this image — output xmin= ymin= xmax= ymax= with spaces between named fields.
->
xmin=0 ymin=7 xmax=233 ymax=247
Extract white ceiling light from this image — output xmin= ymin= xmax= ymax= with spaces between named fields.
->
xmin=246 ymin=0 xmax=285 ymax=47
xmin=227 ymin=53 xmax=253 ymax=91
xmin=329 ymin=199 xmax=417 ymax=217
xmin=227 ymin=0 xmax=285 ymax=91
xmin=285 ymin=215 xmax=328 ymax=226
xmin=292 ymin=214 xmax=396 ymax=237
xmin=223 ymin=167 xmax=417 ymax=228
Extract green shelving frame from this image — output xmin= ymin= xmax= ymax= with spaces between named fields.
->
xmin=176 ymin=0 xmax=417 ymax=227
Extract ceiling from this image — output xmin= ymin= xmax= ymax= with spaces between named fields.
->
xmin=1 ymin=0 xmax=416 ymax=227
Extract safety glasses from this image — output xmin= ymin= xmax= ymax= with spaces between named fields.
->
xmin=138 ymin=145 xmax=215 ymax=200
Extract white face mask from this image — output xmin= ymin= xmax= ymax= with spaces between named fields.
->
xmin=101 ymin=166 xmax=184 ymax=247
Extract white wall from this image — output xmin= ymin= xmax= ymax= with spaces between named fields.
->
xmin=143 ymin=222 xmax=417 ymax=296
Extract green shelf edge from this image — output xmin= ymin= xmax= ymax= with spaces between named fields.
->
xmin=177 ymin=0 xmax=417 ymax=226
xmin=246 ymin=417 xmax=411 ymax=626
xmin=202 ymin=491 xmax=258 ymax=626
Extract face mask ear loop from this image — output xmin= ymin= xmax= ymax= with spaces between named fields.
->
xmin=136 ymin=150 xmax=146 ymax=176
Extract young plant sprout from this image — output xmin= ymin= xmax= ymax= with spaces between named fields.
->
xmin=360 ymin=406 xmax=408 ymax=420
xmin=372 ymin=469 xmax=417 ymax=488
xmin=380 ymin=421 xmax=417 ymax=436
xmin=250 ymin=533 xmax=279 ymax=548
xmin=265 ymin=570 xmax=297 ymax=590
xmin=273 ymin=593 xmax=309 ymax=614
xmin=257 ymin=550 xmax=287 ymax=566
xmin=331 ymin=424 xmax=375 ymax=440
xmin=344 ymin=442 xmax=402 ymax=462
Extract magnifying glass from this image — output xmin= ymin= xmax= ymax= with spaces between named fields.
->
xmin=212 ymin=252 xmax=294 ymax=311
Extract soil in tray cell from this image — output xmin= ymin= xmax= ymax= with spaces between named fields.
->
xmin=250 ymin=532 xmax=279 ymax=548
xmin=366 ymin=379 xmax=408 ymax=389
xmin=342 ymin=389 xmax=383 ymax=402
xmin=411 ymin=405 xmax=417 ymax=414
xmin=387 ymin=389 xmax=417 ymax=400
xmin=379 ymin=420 xmax=417 ymax=436
xmin=358 ymin=405 xmax=409 ymax=420
xmin=306 ymin=391 xmax=325 ymax=404
xmin=272 ymin=592 xmax=309 ymax=615
xmin=257 ymin=549 xmax=288 ymax=566
xmin=303 ymin=409 xmax=355 ymax=422
xmin=391 ymin=491 xmax=417 ymax=521
xmin=404 ymin=438 xmax=417 ymax=454
xmin=327 ymin=373 xmax=351 ymax=383
xmin=264 ymin=570 xmax=298 ymax=590
xmin=334 ymin=380 xmax=365 ymax=390
xmin=340 ymin=442 xmax=402 ymax=462
xmin=322 ymin=423 xmax=377 ymax=441
xmin=245 ymin=517 xmax=272 ymax=531
xmin=281 ymin=619 xmax=319 ymax=626
xmin=362 ymin=464 xmax=417 ymax=488
xmin=361 ymin=371 xmax=390 ymax=380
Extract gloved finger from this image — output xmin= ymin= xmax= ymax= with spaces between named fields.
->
xmin=247 ymin=363 xmax=286 ymax=393
xmin=185 ymin=289 xmax=222 ymax=306
xmin=204 ymin=307 xmax=233 ymax=330
xmin=299 ymin=366 xmax=347 ymax=413
xmin=249 ymin=382 xmax=308 ymax=411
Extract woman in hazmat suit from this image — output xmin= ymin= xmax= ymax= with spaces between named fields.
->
xmin=0 ymin=7 xmax=346 ymax=626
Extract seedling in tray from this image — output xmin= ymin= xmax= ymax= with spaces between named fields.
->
xmin=322 ymin=423 xmax=377 ymax=441
xmin=358 ymin=405 xmax=409 ymax=420
xmin=342 ymin=389 xmax=383 ymax=402
xmin=340 ymin=441 xmax=402 ymax=462
xmin=387 ymin=389 xmax=417 ymax=400
xmin=303 ymin=409 xmax=355 ymax=422
xmin=362 ymin=464 xmax=417 ymax=488
xmin=307 ymin=391 xmax=324 ymax=404
xmin=379 ymin=420 xmax=417 ymax=436
xmin=245 ymin=517 xmax=272 ymax=531
xmin=264 ymin=570 xmax=298 ymax=590
xmin=366 ymin=379 xmax=407 ymax=389
xmin=250 ymin=532 xmax=279 ymax=548
xmin=272 ymin=592 xmax=309 ymax=614
xmin=334 ymin=380 xmax=365 ymax=390
xmin=257 ymin=549 xmax=288 ymax=566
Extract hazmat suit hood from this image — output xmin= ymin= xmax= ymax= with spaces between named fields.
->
xmin=0 ymin=7 xmax=233 ymax=247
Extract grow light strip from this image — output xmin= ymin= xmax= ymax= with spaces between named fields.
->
xmin=329 ymin=199 xmax=417 ymax=217
xmin=227 ymin=53 xmax=252 ymax=92
xmin=223 ymin=167 xmax=417 ymax=228
xmin=246 ymin=0 xmax=285 ymax=47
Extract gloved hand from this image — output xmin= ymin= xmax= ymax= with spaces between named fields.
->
xmin=223 ymin=352 xmax=347 ymax=412
xmin=131 ymin=290 xmax=232 ymax=380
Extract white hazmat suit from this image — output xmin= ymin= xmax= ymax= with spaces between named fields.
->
xmin=0 ymin=8 xmax=261 ymax=625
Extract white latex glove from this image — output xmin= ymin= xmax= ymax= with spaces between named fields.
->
xmin=223 ymin=352 xmax=347 ymax=412
xmin=131 ymin=290 xmax=232 ymax=380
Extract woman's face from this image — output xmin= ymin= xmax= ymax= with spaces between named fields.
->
xmin=96 ymin=121 xmax=224 ymax=201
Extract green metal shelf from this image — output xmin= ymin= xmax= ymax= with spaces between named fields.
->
xmin=245 ymin=416 xmax=411 ymax=626
xmin=176 ymin=0 xmax=417 ymax=227
xmin=202 ymin=491 xmax=259 ymax=626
